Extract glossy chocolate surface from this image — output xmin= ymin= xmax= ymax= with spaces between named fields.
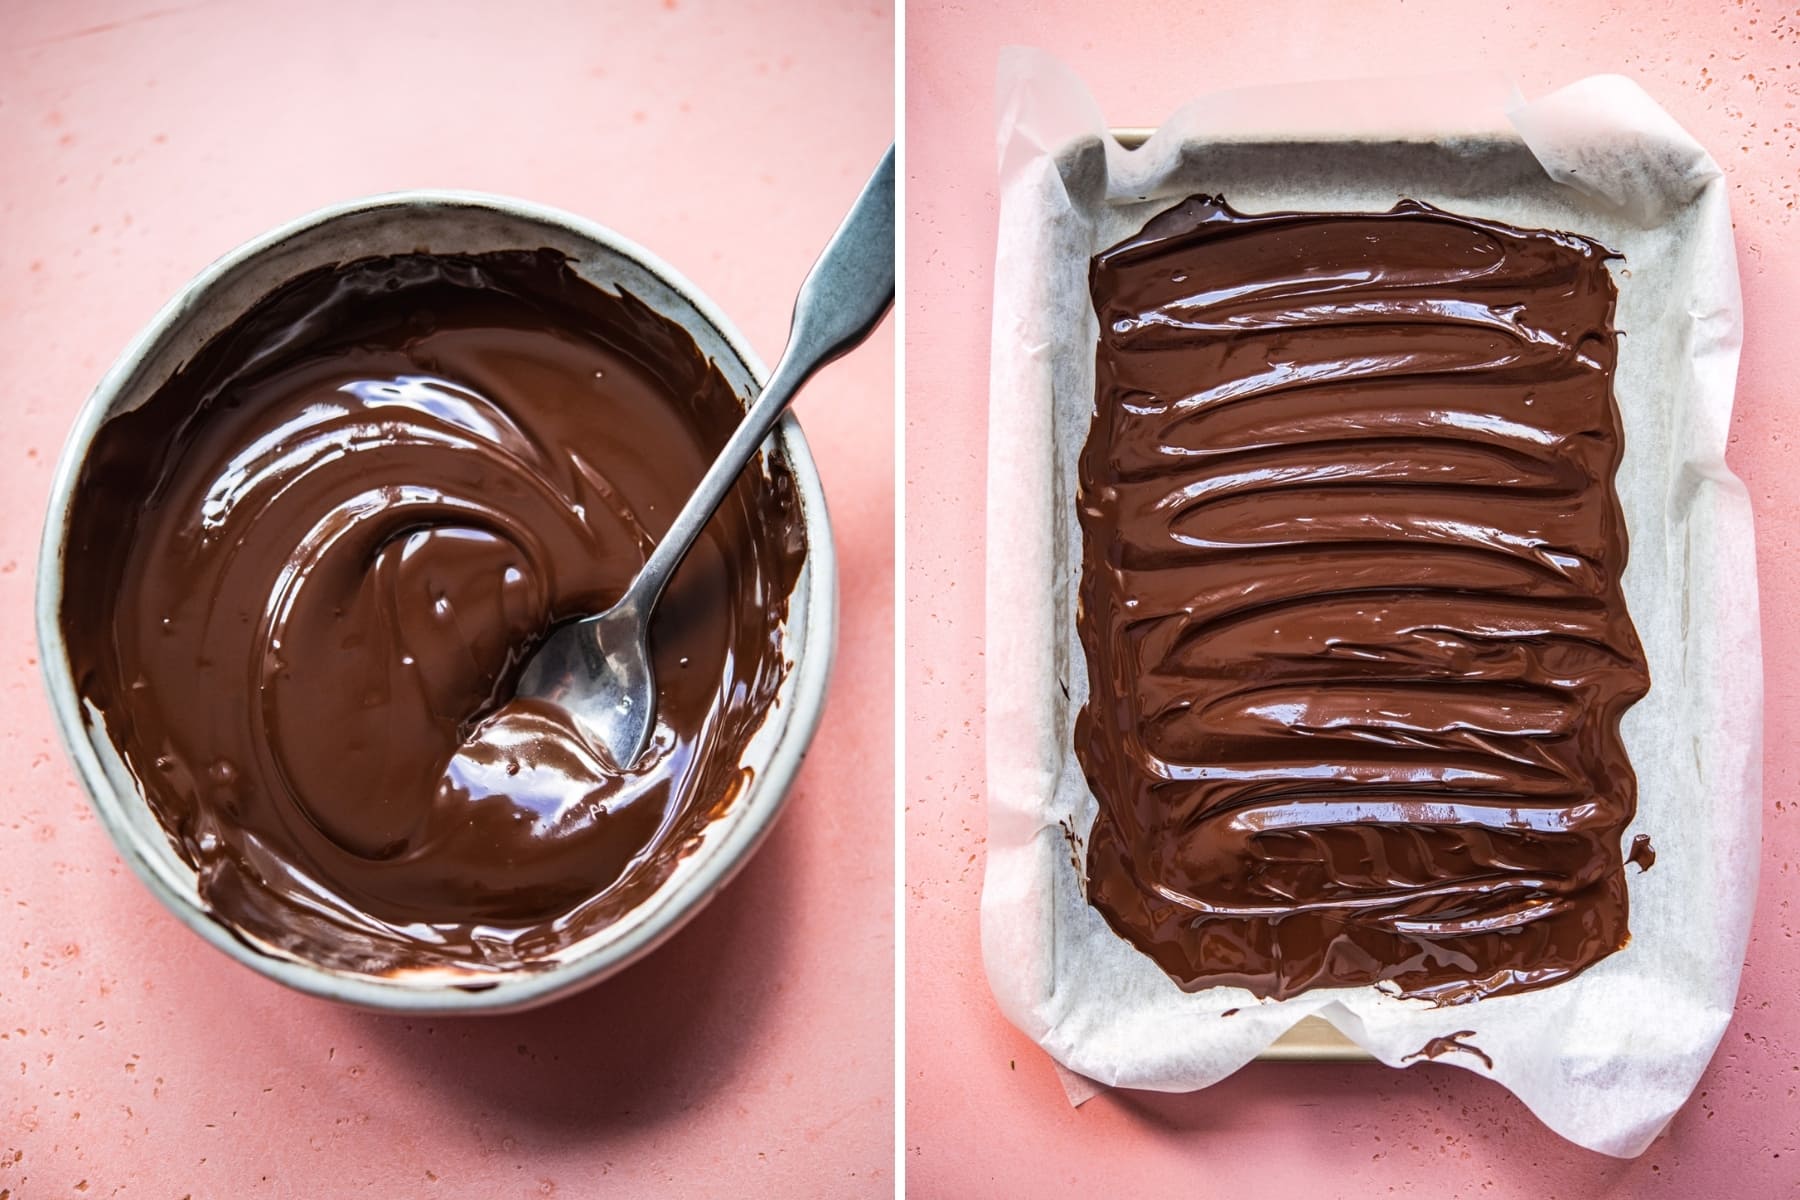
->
xmin=64 ymin=250 xmax=803 ymax=974
xmin=1078 ymin=196 xmax=1650 ymax=1004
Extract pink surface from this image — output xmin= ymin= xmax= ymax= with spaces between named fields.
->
xmin=906 ymin=2 xmax=1799 ymax=1195
xmin=0 ymin=2 xmax=893 ymax=1196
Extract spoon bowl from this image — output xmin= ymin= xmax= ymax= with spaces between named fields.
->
xmin=514 ymin=592 xmax=660 ymax=770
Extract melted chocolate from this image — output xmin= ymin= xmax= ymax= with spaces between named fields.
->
xmin=63 ymin=250 xmax=804 ymax=974
xmin=1078 ymin=197 xmax=1650 ymax=1005
xmin=1402 ymin=1031 xmax=1493 ymax=1070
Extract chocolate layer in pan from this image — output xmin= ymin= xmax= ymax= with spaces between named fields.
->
xmin=1077 ymin=196 xmax=1650 ymax=1004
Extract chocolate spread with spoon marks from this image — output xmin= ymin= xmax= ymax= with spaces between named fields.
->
xmin=1077 ymin=196 xmax=1651 ymax=1004
xmin=63 ymin=249 xmax=804 ymax=974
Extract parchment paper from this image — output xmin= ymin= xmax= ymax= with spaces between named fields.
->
xmin=980 ymin=47 xmax=1762 ymax=1159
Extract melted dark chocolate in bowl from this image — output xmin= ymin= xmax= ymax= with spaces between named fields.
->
xmin=1078 ymin=197 xmax=1650 ymax=1005
xmin=63 ymin=250 xmax=804 ymax=974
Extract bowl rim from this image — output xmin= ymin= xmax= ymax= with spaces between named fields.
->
xmin=33 ymin=188 xmax=838 ymax=1014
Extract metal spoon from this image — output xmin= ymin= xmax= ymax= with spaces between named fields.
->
xmin=514 ymin=145 xmax=895 ymax=769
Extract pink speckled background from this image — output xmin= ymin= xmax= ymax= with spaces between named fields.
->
xmin=0 ymin=1 xmax=893 ymax=1196
xmin=906 ymin=1 xmax=1798 ymax=1196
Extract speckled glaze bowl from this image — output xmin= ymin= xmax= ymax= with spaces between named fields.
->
xmin=36 ymin=192 xmax=836 ymax=1013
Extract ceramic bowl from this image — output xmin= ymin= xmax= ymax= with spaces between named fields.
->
xmin=35 ymin=192 xmax=836 ymax=1013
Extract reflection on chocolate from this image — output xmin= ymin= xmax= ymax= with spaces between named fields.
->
xmin=1077 ymin=196 xmax=1650 ymax=1005
xmin=63 ymin=250 xmax=804 ymax=974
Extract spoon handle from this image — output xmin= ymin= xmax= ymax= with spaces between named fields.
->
xmin=627 ymin=144 xmax=895 ymax=612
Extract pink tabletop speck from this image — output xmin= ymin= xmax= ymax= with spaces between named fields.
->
xmin=906 ymin=1 xmax=1799 ymax=1195
xmin=0 ymin=1 xmax=893 ymax=1196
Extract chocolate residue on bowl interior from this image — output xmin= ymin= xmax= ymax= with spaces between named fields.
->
xmin=1077 ymin=196 xmax=1651 ymax=1006
xmin=62 ymin=249 xmax=805 ymax=974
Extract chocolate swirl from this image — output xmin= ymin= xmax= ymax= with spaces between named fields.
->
xmin=1078 ymin=197 xmax=1650 ymax=1004
xmin=63 ymin=250 xmax=803 ymax=974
